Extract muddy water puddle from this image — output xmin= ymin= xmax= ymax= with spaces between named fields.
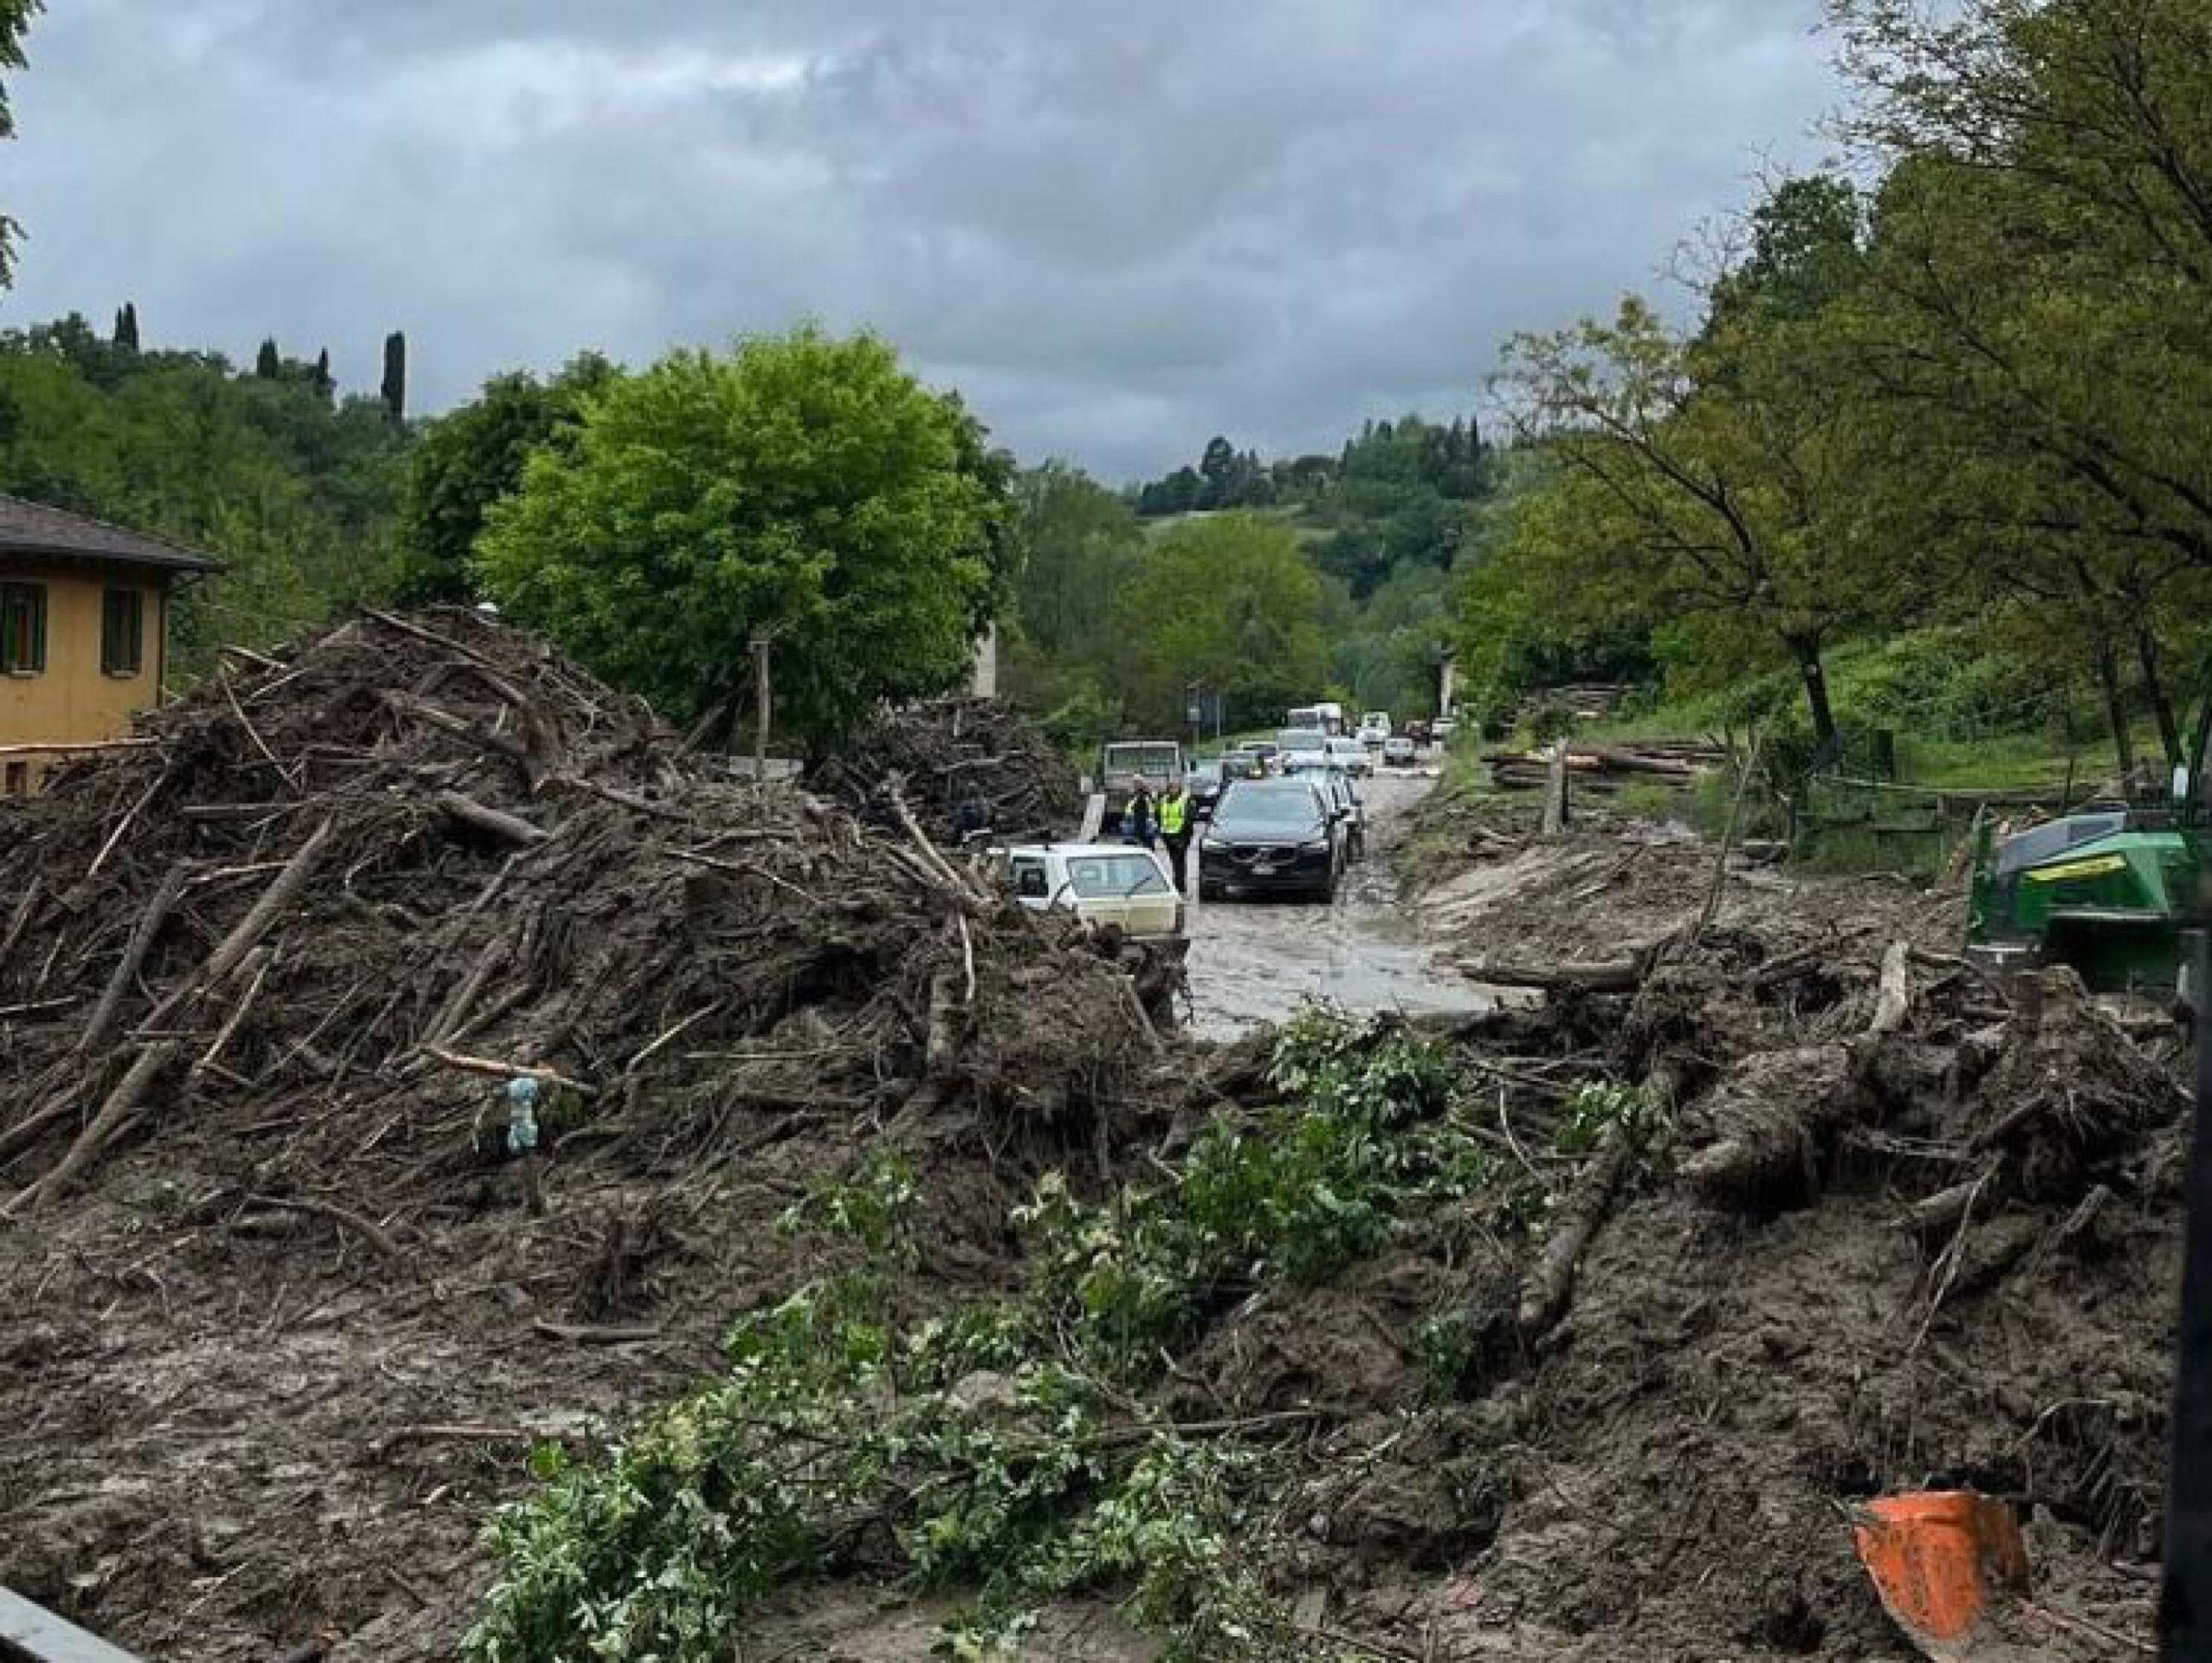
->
xmin=1183 ymin=773 xmax=1503 ymax=1039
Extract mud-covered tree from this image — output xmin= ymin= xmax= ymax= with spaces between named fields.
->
xmin=475 ymin=326 xmax=1006 ymax=749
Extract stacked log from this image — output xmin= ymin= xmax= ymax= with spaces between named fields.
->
xmin=1487 ymin=741 xmax=1727 ymax=794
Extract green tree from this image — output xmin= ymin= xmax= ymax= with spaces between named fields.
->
xmin=255 ymin=338 xmax=281 ymax=379
xmin=475 ymin=326 xmax=1006 ymax=748
xmin=112 ymin=302 xmax=139 ymax=353
xmin=1825 ymin=0 xmax=2212 ymax=767
xmin=380 ymin=330 xmax=408 ymax=422
xmin=1006 ymin=462 xmax=1144 ymax=662
xmin=393 ymin=354 xmax=615 ymax=604
xmin=1116 ymin=514 xmax=1326 ymax=730
xmin=1495 ymin=168 xmax=1884 ymax=754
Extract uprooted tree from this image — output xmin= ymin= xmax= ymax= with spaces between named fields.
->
xmin=474 ymin=325 xmax=1011 ymax=751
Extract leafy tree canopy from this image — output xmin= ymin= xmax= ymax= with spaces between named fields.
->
xmin=1116 ymin=514 xmax=1327 ymax=730
xmin=393 ymin=353 xmax=616 ymax=604
xmin=475 ymin=327 xmax=1007 ymax=747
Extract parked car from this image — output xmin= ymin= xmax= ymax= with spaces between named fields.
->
xmin=1313 ymin=766 xmax=1367 ymax=858
xmin=1184 ymin=760 xmax=1230 ymax=820
xmin=1001 ymin=844 xmax=1184 ymax=937
xmin=1431 ymin=715 xmax=1458 ymax=742
xmin=1198 ymin=779 xmax=1342 ymax=903
xmin=1382 ymin=734 xmax=1418 ymax=767
xmin=1324 ymin=736 xmax=1373 ymax=777
xmin=1404 ymin=719 xmax=1431 ymax=746
xmin=1359 ymin=712 xmax=1392 ymax=747
xmin=1275 ymin=728 xmax=1332 ymax=773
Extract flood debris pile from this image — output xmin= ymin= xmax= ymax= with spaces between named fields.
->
xmin=812 ymin=695 xmax=1083 ymax=844
xmin=1390 ymin=933 xmax=2183 ymax=1659
xmin=458 ymin=912 xmax=2183 ymax=1660
xmin=0 ymin=609 xmax=1172 ymax=1661
xmin=0 ymin=610 xmax=1151 ymax=1213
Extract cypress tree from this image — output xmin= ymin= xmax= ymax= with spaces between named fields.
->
xmin=113 ymin=302 xmax=139 ymax=353
xmin=314 ymin=347 xmax=334 ymax=404
xmin=255 ymin=337 xmax=281 ymax=379
xmin=380 ymin=330 xmax=407 ymax=421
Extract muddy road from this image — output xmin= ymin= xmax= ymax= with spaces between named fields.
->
xmin=1184 ymin=768 xmax=1494 ymax=1038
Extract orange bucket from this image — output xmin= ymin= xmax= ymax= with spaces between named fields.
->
xmin=1851 ymin=1491 xmax=2032 ymax=1663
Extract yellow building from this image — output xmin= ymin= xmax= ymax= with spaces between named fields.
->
xmin=0 ymin=494 xmax=218 ymax=796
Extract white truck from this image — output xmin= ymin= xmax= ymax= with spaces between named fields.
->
xmin=1285 ymin=702 xmax=1347 ymax=736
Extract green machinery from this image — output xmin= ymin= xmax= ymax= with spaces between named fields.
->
xmin=1967 ymin=807 xmax=2204 ymax=993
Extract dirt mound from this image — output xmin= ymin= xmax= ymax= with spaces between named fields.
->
xmin=813 ymin=696 xmax=1083 ymax=843
xmin=0 ymin=609 xmax=1167 ymax=1660
xmin=1305 ymin=941 xmax=2182 ymax=1659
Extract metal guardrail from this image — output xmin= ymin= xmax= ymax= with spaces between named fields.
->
xmin=0 ymin=1588 xmax=143 ymax=1663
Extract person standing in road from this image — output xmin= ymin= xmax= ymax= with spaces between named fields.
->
xmin=1124 ymin=781 xmax=1157 ymax=848
xmin=1157 ymin=781 xmax=1191 ymax=891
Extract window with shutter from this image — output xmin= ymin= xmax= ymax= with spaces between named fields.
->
xmin=101 ymin=586 xmax=145 ymax=676
xmin=0 ymin=582 xmax=45 ymax=675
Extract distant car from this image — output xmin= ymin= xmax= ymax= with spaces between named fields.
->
xmin=1199 ymin=779 xmax=1342 ymax=903
xmin=1324 ymin=736 xmax=1372 ymax=777
xmin=1360 ymin=712 xmax=1392 ymax=746
xmin=1404 ymin=720 xmax=1432 ymax=746
xmin=1276 ymin=729 xmax=1332 ymax=773
xmin=1183 ymin=761 xmax=1230 ymax=820
xmin=1431 ymin=715 xmax=1458 ymax=742
xmin=1001 ymin=844 xmax=1184 ymax=937
xmin=1382 ymin=735 xmax=1417 ymax=767
xmin=1242 ymin=740 xmax=1281 ymax=769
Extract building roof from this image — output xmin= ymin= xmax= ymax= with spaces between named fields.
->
xmin=0 ymin=493 xmax=221 ymax=574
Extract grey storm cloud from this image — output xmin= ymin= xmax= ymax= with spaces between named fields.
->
xmin=0 ymin=0 xmax=1840 ymax=479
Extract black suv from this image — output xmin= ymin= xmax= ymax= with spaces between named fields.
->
xmin=1197 ymin=779 xmax=1342 ymax=903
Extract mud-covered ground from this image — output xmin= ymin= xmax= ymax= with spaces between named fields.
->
xmin=1 ymin=741 xmax=2178 ymax=1662
xmin=1187 ymin=770 xmax=1505 ymax=1038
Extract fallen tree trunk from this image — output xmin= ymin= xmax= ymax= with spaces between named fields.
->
xmin=1518 ymin=1120 xmax=1633 ymax=1339
xmin=1459 ymin=956 xmax=1643 ymax=993
xmin=77 ymin=861 xmax=188 ymax=1055
xmin=434 ymin=789 xmax=550 ymax=847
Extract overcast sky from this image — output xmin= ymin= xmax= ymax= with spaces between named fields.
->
xmin=1 ymin=0 xmax=1841 ymax=481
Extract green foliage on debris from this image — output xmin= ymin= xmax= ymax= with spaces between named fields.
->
xmin=466 ymin=1007 xmax=1518 ymax=1661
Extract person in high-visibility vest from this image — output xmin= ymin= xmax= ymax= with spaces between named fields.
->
xmin=1157 ymin=782 xmax=1191 ymax=891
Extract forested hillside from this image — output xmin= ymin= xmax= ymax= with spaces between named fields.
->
xmin=1007 ymin=415 xmax=1493 ymax=746
xmin=0 ymin=312 xmax=411 ymax=674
